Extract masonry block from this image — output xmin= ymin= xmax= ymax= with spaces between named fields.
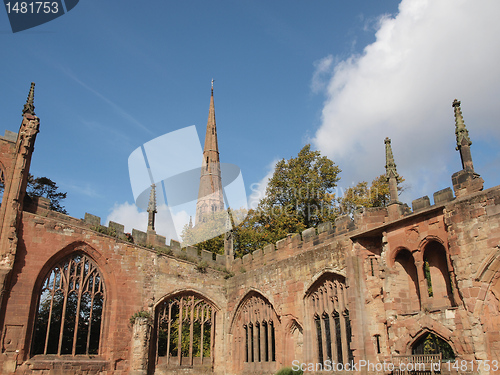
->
xmin=186 ymin=246 xmax=199 ymax=260
xmin=302 ymin=228 xmax=316 ymax=241
xmin=216 ymin=253 xmax=225 ymax=265
xmin=317 ymin=221 xmax=333 ymax=234
xmin=132 ymin=229 xmax=147 ymax=246
xmin=433 ymin=187 xmax=454 ymax=205
xmin=263 ymin=244 xmax=275 ymax=254
xmin=84 ymin=213 xmax=101 ymax=226
xmin=242 ymin=253 xmax=252 ymax=263
xmin=170 ymin=240 xmax=181 ymax=252
xmin=412 ymin=196 xmax=431 ymax=212
xmin=109 ymin=221 xmax=124 ymax=235
xmin=201 ymin=249 xmax=213 ymax=263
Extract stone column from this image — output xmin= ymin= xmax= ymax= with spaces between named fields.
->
xmin=130 ymin=316 xmax=152 ymax=375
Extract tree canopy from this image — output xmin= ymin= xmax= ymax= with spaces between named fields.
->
xmin=27 ymin=174 xmax=68 ymax=214
xmin=337 ymin=174 xmax=405 ymax=217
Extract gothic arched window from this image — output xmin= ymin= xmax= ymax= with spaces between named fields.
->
xmin=32 ymin=252 xmax=105 ymax=356
xmin=156 ymin=293 xmax=216 ymax=367
xmin=231 ymin=292 xmax=278 ymax=373
xmin=306 ymin=273 xmax=353 ymax=365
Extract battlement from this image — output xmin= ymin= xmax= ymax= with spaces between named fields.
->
xmin=23 ymin=183 xmax=457 ymax=275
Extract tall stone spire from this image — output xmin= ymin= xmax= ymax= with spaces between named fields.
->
xmin=22 ymin=82 xmax=35 ymax=116
xmin=147 ymin=184 xmax=157 ymax=231
xmin=195 ymin=81 xmax=224 ymax=225
xmin=385 ymin=137 xmax=399 ymax=203
xmin=452 ymin=99 xmax=474 ymax=172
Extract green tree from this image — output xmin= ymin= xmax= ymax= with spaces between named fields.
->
xmin=231 ymin=145 xmax=340 ymax=257
xmin=338 ymin=174 xmax=405 ymax=217
xmin=27 ymin=174 xmax=68 ymax=214
xmin=258 ymin=144 xmax=341 ymax=228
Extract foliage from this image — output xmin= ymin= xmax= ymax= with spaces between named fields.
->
xmin=231 ymin=145 xmax=340 ymax=257
xmin=337 ymin=174 xmax=405 ymax=217
xmin=259 ymin=144 xmax=341 ymax=228
xmin=157 ymin=302 xmax=212 ymax=359
xmin=27 ymin=174 xmax=68 ymax=214
xmin=181 ymin=210 xmax=227 ymax=254
xmin=419 ymin=333 xmax=455 ymax=361
xmin=129 ymin=310 xmax=152 ymax=326
xmin=91 ymin=225 xmax=117 ymax=237
xmin=196 ymin=260 xmax=208 ymax=273
xmin=424 ymin=259 xmax=433 ymax=297
xmin=275 ymin=367 xmax=304 ymax=375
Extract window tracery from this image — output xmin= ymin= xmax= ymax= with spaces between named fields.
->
xmin=307 ymin=274 xmax=353 ymax=365
xmin=156 ymin=293 xmax=215 ymax=367
xmin=32 ymin=252 xmax=105 ymax=356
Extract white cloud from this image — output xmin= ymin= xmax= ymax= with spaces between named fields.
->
xmin=247 ymin=159 xmax=278 ymax=209
xmin=106 ymin=202 xmax=191 ymax=243
xmin=312 ymin=0 xmax=500 ymax=203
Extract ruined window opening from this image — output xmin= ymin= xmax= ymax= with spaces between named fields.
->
xmin=249 ymin=323 xmax=254 ymax=362
xmin=344 ymin=309 xmax=354 ymax=363
xmin=412 ymin=332 xmax=455 ymax=361
xmin=206 ymin=157 xmax=209 ymax=170
xmin=315 ymin=315 xmax=323 ymax=364
xmin=156 ymin=293 xmax=215 ymax=367
xmin=270 ymin=321 xmax=276 ymax=362
xmin=32 ymin=252 xmax=105 ymax=356
xmin=263 ymin=321 xmax=269 ymax=362
xmin=236 ymin=294 xmax=277 ymax=366
xmin=0 ymin=169 xmax=5 ymax=207
xmin=323 ymin=312 xmax=332 ymax=362
xmin=333 ymin=310 xmax=343 ymax=363
xmin=244 ymin=325 xmax=249 ymax=362
xmin=369 ymin=257 xmax=375 ymax=276
xmin=423 ymin=241 xmax=455 ymax=307
xmin=424 ymin=258 xmax=433 ymax=297
xmin=307 ymin=274 xmax=353 ymax=365
xmin=375 ymin=334 xmax=381 ymax=354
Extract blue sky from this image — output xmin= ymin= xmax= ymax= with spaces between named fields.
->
xmin=1 ymin=0 xmax=499 ymax=241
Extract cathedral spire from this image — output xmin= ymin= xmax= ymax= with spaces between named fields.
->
xmin=452 ymin=99 xmax=474 ymax=172
xmin=22 ymin=82 xmax=35 ymax=116
xmin=385 ymin=137 xmax=399 ymax=203
xmin=147 ymin=184 xmax=157 ymax=231
xmin=195 ymin=81 xmax=224 ymax=225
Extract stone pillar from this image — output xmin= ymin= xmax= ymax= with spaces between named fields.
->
xmin=130 ymin=317 xmax=152 ymax=375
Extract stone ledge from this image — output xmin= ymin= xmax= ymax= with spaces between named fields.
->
xmin=26 ymin=355 xmax=109 ymax=371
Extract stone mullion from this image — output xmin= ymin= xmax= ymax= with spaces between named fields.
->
xmin=247 ymin=323 xmax=252 ymax=363
xmin=267 ymin=320 xmax=273 ymax=362
xmin=253 ymin=313 xmax=259 ymax=363
xmin=200 ymin=305 xmax=205 ymax=363
xmin=166 ymin=303 xmax=173 ymax=365
xmin=57 ymin=260 xmax=72 ymax=355
xmin=210 ymin=305 xmax=215 ymax=366
xmin=43 ymin=272 xmax=58 ymax=354
xmin=339 ymin=285 xmax=348 ymax=365
xmin=85 ymin=270 xmax=97 ymax=355
xmin=188 ymin=296 xmax=195 ymax=365
xmin=177 ymin=297 xmax=184 ymax=365
xmin=72 ymin=260 xmax=85 ymax=355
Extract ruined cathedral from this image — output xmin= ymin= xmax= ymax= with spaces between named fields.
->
xmin=0 ymin=83 xmax=500 ymax=375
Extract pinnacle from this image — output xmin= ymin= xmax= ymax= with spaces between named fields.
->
xmin=22 ymin=82 xmax=35 ymax=116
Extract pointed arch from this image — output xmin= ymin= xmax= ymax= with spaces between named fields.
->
xmin=410 ymin=330 xmax=456 ymax=361
xmin=422 ymin=240 xmax=455 ymax=307
xmin=153 ymin=290 xmax=217 ymax=369
xmin=30 ymin=248 xmax=106 ymax=356
xmin=230 ymin=290 xmax=279 ymax=373
xmin=304 ymin=271 xmax=353 ymax=365
xmin=392 ymin=248 xmax=421 ymax=312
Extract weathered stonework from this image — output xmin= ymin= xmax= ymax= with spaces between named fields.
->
xmin=0 ymin=88 xmax=498 ymax=375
